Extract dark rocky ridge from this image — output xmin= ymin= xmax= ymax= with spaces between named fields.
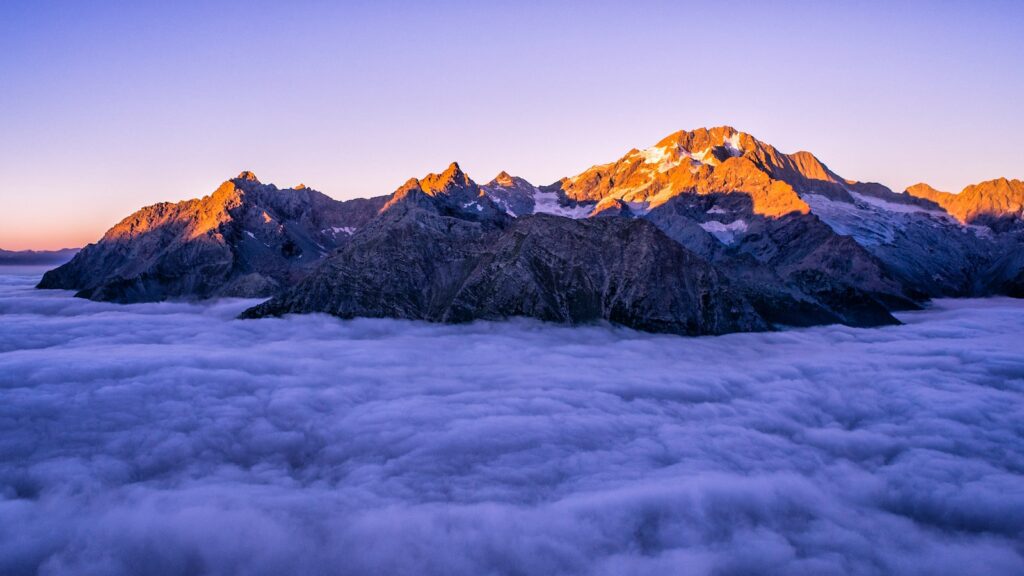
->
xmin=642 ymin=193 xmax=912 ymax=327
xmin=241 ymin=194 xmax=766 ymax=335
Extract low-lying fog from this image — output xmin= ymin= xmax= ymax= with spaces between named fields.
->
xmin=1 ymin=268 xmax=1022 ymax=575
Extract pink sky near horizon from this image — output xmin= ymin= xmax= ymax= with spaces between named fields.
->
xmin=2 ymin=1 xmax=1022 ymax=251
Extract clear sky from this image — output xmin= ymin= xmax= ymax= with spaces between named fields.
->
xmin=1 ymin=0 xmax=1022 ymax=250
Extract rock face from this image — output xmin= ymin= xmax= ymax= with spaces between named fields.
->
xmin=38 ymin=126 xmax=1024 ymax=335
xmin=38 ymin=173 xmax=387 ymax=302
xmin=641 ymin=193 xmax=906 ymax=327
xmin=984 ymin=234 xmax=1024 ymax=297
xmin=241 ymin=192 xmax=767 ymax=336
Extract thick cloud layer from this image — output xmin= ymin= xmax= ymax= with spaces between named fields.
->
xmin=1 ymin=267 xmax=1023 ymax=575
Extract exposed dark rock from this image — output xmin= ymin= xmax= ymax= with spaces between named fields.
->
xmin=982 ymin=231 xmax=1024 ymax=298
xmin=242 ymin=200 xmax=767 ymax=336
xmin=643 ymin=193 xmax=908 ymax=326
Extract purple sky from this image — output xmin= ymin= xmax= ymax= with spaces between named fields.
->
xmin=1 ymin=0 xmax=1022 ymax=250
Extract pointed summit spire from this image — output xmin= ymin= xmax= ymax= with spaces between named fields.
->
xmin=490 ymin=171 xmax=525 ymax=188
xmin=419 ymin=161 xmax=473 ymax=194
xmin=235 ymin=171 xmax=260 ymax=183
xmin=438 ymin=162 xmax=465 ymax=181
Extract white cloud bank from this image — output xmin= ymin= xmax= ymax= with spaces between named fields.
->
xmin=1 ymin=267 xmax=1023 ymax=576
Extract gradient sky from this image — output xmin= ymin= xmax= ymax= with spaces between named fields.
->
xmin=1 ymin=0 xmax=1022 ymax=250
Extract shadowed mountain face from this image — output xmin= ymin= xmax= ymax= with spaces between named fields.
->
xmin=242 ymin=201 xmax=767 ymax=335
xmin=38 ymin=127 xmax=1024 ymax=334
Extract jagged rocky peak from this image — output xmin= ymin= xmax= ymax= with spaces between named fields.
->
xmin=486 ymin=171 xmax=539 ymax=193
xmin=491 ymin=170 xmax=522 ymax=187
xmin=556 ymin=126 xmax=814 ymax=218
xmin=555 ymin=126 xmax=959 ymax=223
xmin=378 ymin=162 xmax=518 ymax=224
xmin=479 ymin=171 xmax=540 ymax=217
xmin=422 ymin=162 xmax=470 ymax=192
xmin=210 ymin=171 xmax=273 ymax=205
xmin=37 ymin=172 xmax=384 ymax=303
xmin=235 ymin=170 xmax=260 ymax=182
xmin=388 ymin=162 xmax=478 ymax=204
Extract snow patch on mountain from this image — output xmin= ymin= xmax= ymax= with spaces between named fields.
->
xmin=493 ymin=199 xmax=518 ymax=217
xmin=849 ymin=191 xmax=946 ymax=215
xmin=805 ymin=193 xmax=961 ymax=247
xmin=691 ymin=148 xmax=712 ymax=164
xmin=724 ymin=132 xmax=743 ymax=156
xmin=699 ymin=219 xmax=748 ymax=244
xmin=532 ymin=191 xmax=593 ymax=219
xmin=805 ymin=194 xmax=898 ymax=246
xmin=639 ymin=145 xmax=671 ymax=165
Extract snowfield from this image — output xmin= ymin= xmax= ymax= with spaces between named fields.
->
xmin=1 ymin=268 xmax=1022 ymax=576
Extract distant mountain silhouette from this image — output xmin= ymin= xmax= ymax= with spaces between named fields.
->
xmin=0 ymin=248 xmax=79 ymax=266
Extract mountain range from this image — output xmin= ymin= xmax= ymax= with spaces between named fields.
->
xmin=38 ymin=127 xmax=1024 ymax=335
xmin=0 ymin=248 xmax=79 ymax=266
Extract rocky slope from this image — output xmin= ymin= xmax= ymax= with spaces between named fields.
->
xmin=38 ymin=172 xmax=387 ymax=302
xmin=39 ymin=127 xmax=1024 ymax=334
xmin=241 ymin=172 xmax=766 ymax=335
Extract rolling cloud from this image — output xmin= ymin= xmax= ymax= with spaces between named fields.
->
xmin=1 ymin=269 xmax=1023 ymax=575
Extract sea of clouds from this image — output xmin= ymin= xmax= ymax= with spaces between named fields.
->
xmin=1 ymin=267 xmax=1022 ymax=576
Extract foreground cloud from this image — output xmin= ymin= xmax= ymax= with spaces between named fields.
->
xmin=1 ymin=268 xmax=1023 ymax=575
